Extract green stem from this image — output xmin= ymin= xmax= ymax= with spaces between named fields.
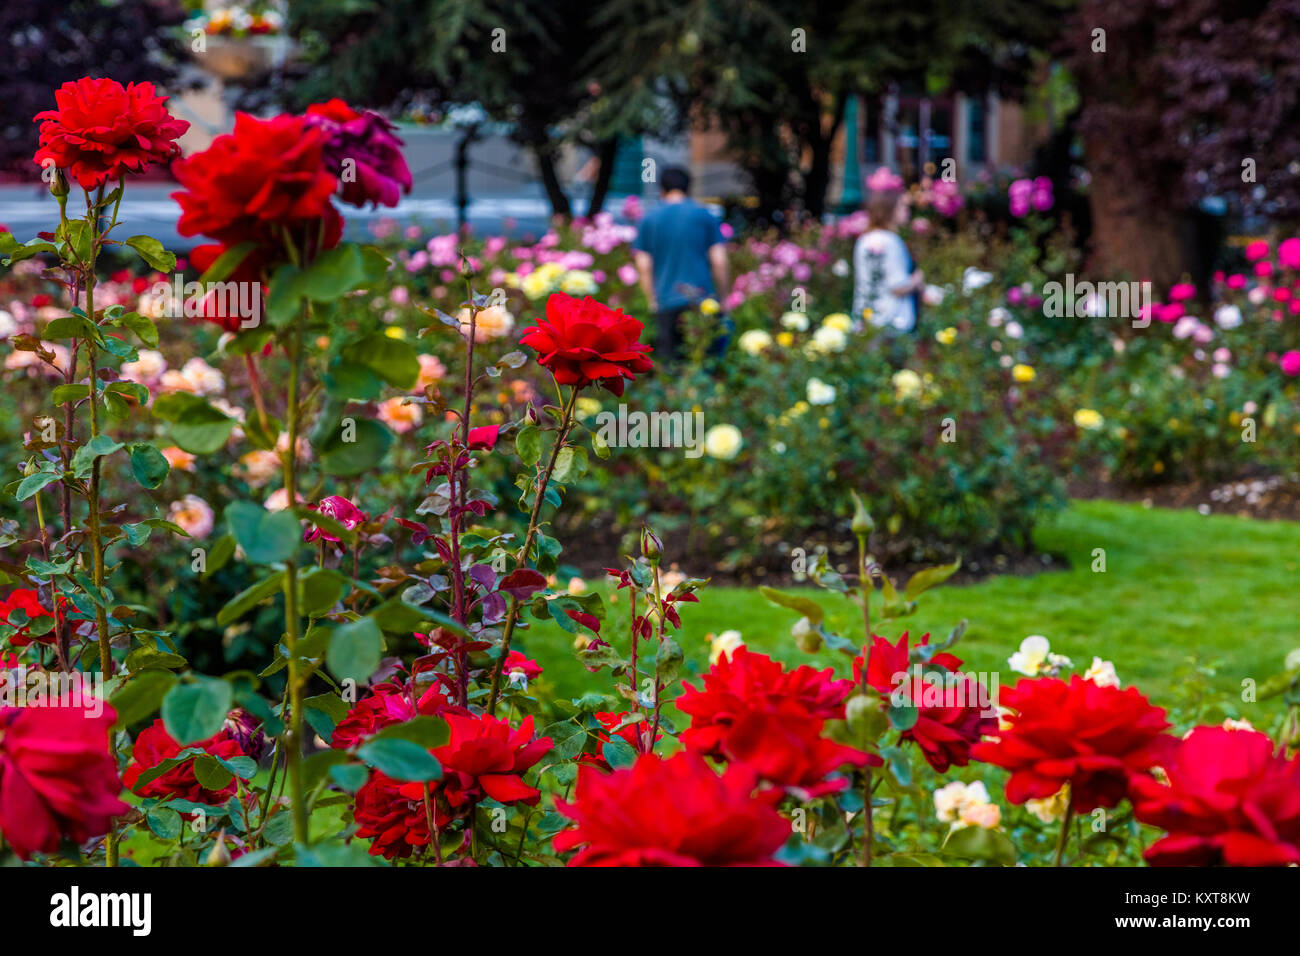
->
xmin=1053 ymin=793 xmax=1076 ymax=867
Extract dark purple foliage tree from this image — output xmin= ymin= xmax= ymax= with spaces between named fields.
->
xmin=0 ymin=0 xmax=191 ymax=177
xmin=1066 ymin=0 xmax=1300 ymax=283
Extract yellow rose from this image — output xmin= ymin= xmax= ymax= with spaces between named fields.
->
xmin=935 ymin=327 xmax=957 ymax=345
xmin=822 ymin=312 xmax=851 ymax=332
xmin=699 ymin=297 xmax=721 ymax=316
xmin=1012 ymin=363 xmax=1036 ymax=383
xmin=703 ymin=424 xmax=743 ymax=460
xmin=384 ymin=325 xmax=406 ymax=339
xmin=1073 ymin=408 xmax=1104 ymax=430
xmin=776 ymin=331 xmax=795 ymax=347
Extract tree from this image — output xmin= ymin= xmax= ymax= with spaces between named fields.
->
xmin=598 ymin=0 xmax=1072 ymax=221
xmin=1065 ymin=0 xmax=1300 ymax=285
xmin=0 ymin=0 xmax=191 ymax=176
xmin=287 ymin=0 xmax=675 ymax=217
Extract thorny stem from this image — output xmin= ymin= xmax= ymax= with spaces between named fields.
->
xmin=486 ymin=387 xmax=580 ymax=713
xmin=647 ymin=562 xmax=666 ymax=752
xmin=281 ymin=305 xmax=309 ymax=846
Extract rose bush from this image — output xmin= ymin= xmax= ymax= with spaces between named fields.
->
xmin=0 ymin=78 xmax=1299 ymax=869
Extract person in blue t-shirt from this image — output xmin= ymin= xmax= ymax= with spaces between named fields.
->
xmin=632 ymin=166 xmax=731 ymax=363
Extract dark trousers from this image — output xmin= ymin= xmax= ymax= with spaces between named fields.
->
xmin=654 ymin=306 xmax=733 ymax=366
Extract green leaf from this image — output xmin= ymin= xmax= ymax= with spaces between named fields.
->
xmin=356 ymin=738 xmax=442 ymax=782
xmin=326 ymin=616 xmax=384 ymax=683
xmin=224 ymin=501 xmax=301 ymax=565
xmin=125 ymin=235 xmax=176 ymax=273
xmin=115 ymin=310 xmax=160 ymax=348
xmin=515 ymin=425 xmax=541 ymax=466
xmin=14 ymin=469 xmax=61 ymax=502
xmin=342 ymin=333 xmax=419 ymax=389
xmin=317 ymin=417 xmax=393 ymax=477
xmin=196 ymin=241 xmax=256 ymax=284
xmin=110 ymin=669 xmax=178 ymax=729
xmin=152 ymin=392 xmax=236 ymax=454
xmin=146 ymin=806 xmax=183 ymax=841
xmin=903 ymin=558 xmax=962 ymax=601
xmin=70 ymin=435 xmax=124 ymax=478
xmin=43 ymin=314 xmax=103 ymax=343
xmin=161 ymin=678 xmax=233 ymax=745
xmin=601 ymin=737 xmax=638 ymax=769
xmin=128 ymin=442 xmax=170 ymax=489
xmin=759 ymin=586 xmax=825 ymax=626
xmin=216 ymin=571 xmax=285 ymax=626
xmin=943 ymin=824 xmax=1017 ymax=866
xmin=298 ymin=567 xmax=346 ymax=616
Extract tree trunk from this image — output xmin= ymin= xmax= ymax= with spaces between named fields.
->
xmin=1082 ymin=129 xmax=1185 ymax=288
xmin=530 ymin=140 xmax=572 ymax=219
xmin=586 ymin=138 xmax=619 ymax=217
xmin=801 ymin=93 xmax=845 ymax=219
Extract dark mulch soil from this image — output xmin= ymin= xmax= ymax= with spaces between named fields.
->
xmin=1068 ymin=469 xmax=1300 ymax=522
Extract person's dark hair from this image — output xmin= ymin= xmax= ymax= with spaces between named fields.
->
xmin=660 ymin=166 xmax=690 ymax=195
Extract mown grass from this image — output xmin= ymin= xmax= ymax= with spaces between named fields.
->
xmin=520 ymin=499 xmax=1300 ymax=728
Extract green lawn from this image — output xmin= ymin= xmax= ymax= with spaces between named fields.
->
xmin=519 ymin=499 xmax=1300 ymax=727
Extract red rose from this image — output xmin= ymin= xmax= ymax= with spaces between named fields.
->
xmin=172 ymin=112 xmax=341 ymax=253
xmin=304 ymin=99 xmax=413 ymax=209
xmin=720 ymin=708 xmax=877 ymax=797
xmin=304 ymin=494 xmax=367 ymax=546
xmin=854 ymin=630 xmax=962 ymax=691
xmin=0 ymin=704 xmax=128 ymax=859
xmin=972 ymin=676 xmax=1172 ymax=812
xmin=1131 ymin=726 xmax=1300 ymax=866
xmin=554 ymin=751 xmax=788 ymax=866
xmin=502 ymin=650 xmax=543 ymax=684
xmin=122 ymin=718 xmax=250 ymax=806
xmin=433 ymin=713 xmax=552 ymax=810
xmin=519 ymin=293 xmax=653 ymax=395
xmin=331 ymin=681 xmax=451 ymax=751
xmin=0 ymin=588 xmax=59 ymax=647
xmin=353 ymin=770 xmax=436 ymax=859
xmin=577 ymin=711 xmax=662 ymax=770
xmin=187 ymin=242 xmax=267 ymax=333
xmin=33 ymin=77 xmax=189 ymax=190
xmin=677 ymin=647 xmax=854 ymax=756
xmin=855 ymin=632 xmax=997 ymax=773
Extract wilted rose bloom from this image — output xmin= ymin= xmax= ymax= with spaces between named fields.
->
xmin=33 ymin=77 xmax=188 ymax=189
xmin=223 ymin=709 xmax=268 ymax=762
xmin=304 ymin=99 xmax=413 ymax=209
xmin=376 ymin=396 xmax=423 ymax=433
xmin=304 ymin=495 xmax=366 ymax=544
xmin=0 ymin=704 xmax=129 ymax=859
xmin=168 ymin=494 xmax=214 ymax=538
xmin=555 ymin=752 xmax=788 ymax=866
